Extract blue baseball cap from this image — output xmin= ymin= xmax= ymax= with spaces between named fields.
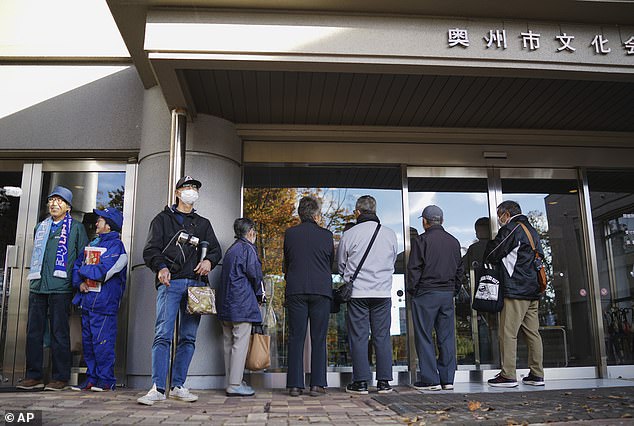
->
xmin=419 ymin=205 xmax=444 ymax=222
xmin=48 ymin=186 xmax=73 ymax=206
xmin=94 ymin=208 xmax=124 ymax=233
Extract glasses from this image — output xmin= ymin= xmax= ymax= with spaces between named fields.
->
xmin=47 ymin=197 xmax=66 ymax=206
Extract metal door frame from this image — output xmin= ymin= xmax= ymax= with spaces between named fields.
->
xmin=403 ymin=166 xmax=607 ymax=380
xmin=2 ymin=160 xmax=137 ymax=386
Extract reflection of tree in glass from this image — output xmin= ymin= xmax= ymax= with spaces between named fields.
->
xmin=244 ymin=187 xmax=358 ymax=368
xmin=96 ymin=186 xmax=125 ymax=210
xmin=527 ymin=210 xmax=556 ymax=324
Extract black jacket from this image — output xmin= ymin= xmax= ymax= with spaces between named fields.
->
xmin=483 ymin=214 xmax=543 ymax=300
xmin=283 ymin=220 xmax=334 ymax=299
xmin=407 ymin=224 xmax=464 ymax=296
xmin=143 ymin=205 xmax=222 ymax=287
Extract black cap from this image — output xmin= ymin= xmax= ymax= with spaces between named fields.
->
xmin=176 ymin=176 xmax=202 ymax=189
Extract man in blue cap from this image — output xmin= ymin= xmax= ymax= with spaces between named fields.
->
xmin=407 ymin=205 xmax=464 ymax=391
xmin=71 ymin=208 xmax=127 ymax=392
xmin=18 ymin=186 xmax=89 ymax=391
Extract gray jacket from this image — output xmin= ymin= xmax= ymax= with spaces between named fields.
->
xmin=337 ymin=218 xmax=398 ymax=298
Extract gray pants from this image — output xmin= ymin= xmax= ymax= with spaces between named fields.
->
xmin=222 ymin=321 xmax=252 ymax=386
xmin=346 ymin=297 xmax=393 ymax=383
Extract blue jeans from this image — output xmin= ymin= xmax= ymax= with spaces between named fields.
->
xmin=286 ymin=294 xmax=330 ymax=388
xmin=411 ymin=291 xmax=456 ymax=385
xmin=152 ymin=279 xmax=202 ymax=390
xmin=346 ymin=297 xmax=393 ymax=383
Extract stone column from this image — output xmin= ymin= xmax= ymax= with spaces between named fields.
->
xmin=126 ymin=87 xmax=241 ymax=388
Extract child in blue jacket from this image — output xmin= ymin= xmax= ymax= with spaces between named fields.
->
xmin=71 ymin=208 xmax=127 ymax=392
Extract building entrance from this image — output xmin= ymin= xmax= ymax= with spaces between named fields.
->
xmin=0 ymin=161 xmax=135 ymax=388
xmin=244 ymin=164 xmax=600 ymax=384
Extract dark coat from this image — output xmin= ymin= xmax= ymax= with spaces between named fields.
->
xmin=283 ymin=221 xmax=334 ymax=299
xmin=217 ymin=238 xmax=263 ymax=323
xmin=407 ymin=224 xmax=464 ymax=296
xmin=72 ymin=232 xmax=127 ymax=315
xmin=483 ymin=214 xmax=543 ymax=300
xmin=143 ymin=205 xmax=222 ymax=287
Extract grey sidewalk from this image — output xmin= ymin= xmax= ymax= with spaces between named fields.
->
xmin=0 ymin=379 xmax=633 ymax=425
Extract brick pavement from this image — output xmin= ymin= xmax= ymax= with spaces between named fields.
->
xmin=0 ymin=385 xmax=633 ymax=425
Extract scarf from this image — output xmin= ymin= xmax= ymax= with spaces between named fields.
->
xmin=27 ymin=213 xmax=72 ymax=281
xmin=356 ymin=213 xmax=381 ymax=225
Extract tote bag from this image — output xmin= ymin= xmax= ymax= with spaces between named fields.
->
xmin=471 ymin=263 xmax=504 ymax=313
xmin=246 ymin=325 xmax=270 ymax=371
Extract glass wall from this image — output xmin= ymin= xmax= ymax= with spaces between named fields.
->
xmin=243 ymin=166 xmax=405 ymax=372
xmin=588 ymin=170 xmax=634 ymax=366
xmin=407 ymin=171 xmax=495 ymax=368
xmin=501 ymin=172 xmax=594 ymax=367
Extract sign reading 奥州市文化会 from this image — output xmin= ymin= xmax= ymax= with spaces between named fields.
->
xmin=447 ymin=27 xmax=634 ymax=55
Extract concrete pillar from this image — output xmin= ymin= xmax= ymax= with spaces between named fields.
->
xmin=126 ymin=88 xmax=241 ymax=388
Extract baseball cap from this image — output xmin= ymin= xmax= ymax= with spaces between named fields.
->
xmin=176 ymin=176 xmax=202 ymax=189
xmin=48 ymin=186 xmax=73 ymax=206
xmin=94 ymin=208 xmax=124 ymax=233
xmin=419 ymin=205 xmax=443 ymax=222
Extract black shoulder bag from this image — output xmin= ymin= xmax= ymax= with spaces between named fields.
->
xmin=333 ymin=223 xmax=381 ymax=305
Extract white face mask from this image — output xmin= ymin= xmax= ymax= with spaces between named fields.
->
xmin=179 ymin=189 xmax=199 ymax=205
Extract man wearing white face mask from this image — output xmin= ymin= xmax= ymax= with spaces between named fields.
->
xmin=139 ymin=176 xmax=222 ymax=405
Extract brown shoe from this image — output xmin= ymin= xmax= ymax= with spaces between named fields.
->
xmin=16 ymin=378 xmax=44 ymax=390
xmin=309 ymin=386 xmax=326 ymax=397
xmin=44 ymin=381 xmax=68 ymax=391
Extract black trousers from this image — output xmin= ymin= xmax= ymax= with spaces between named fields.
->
xmin=26 ymin=292 xmax=72 ymax=382
xmin=286 ymin=294 xmax=330 ymax=388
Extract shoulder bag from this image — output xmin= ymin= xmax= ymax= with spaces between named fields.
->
xmin=333 ymin=223 xmax=381 ymax=304
xmin=518 ymin=222 xmax=548 ymax=294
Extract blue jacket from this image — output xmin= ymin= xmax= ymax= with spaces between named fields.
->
xmin=72 ymin=232 xmax=128 ymax=315
xmin=217 ymin=238 xmax=263 ymax=323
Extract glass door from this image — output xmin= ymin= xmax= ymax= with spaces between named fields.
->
xmin=499 ymin=168 xmax=595 ymax=368
xmin=405 ymin=167 xmax=495 ymax=372
xmin=1 ymin=161 xmax=135 ymax=387
xmin=0 ymin=161 xmax=25 ymax=386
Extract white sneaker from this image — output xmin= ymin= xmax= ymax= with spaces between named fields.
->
xmin=137 ymin=384 xmax=166 ymax=406
xmin=169 ymin=386 xmax=198 ymax=402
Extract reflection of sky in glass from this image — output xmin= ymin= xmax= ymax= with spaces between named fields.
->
xmin=409 ymin=192 xmax=489 ymax=252
xmin=96 ymin=172 xmax=126 ymax=207
xmin=316 ymin=188 xmax=404 ymax=250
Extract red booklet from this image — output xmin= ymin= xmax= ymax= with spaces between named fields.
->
xmin=84 ymin=247 xmax=107 ymax=292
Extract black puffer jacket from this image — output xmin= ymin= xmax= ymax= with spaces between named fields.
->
xmin=483 ymin=215 xmax=543 ymax=300
xmin=143 ymin=205 xmax=222 ymax=288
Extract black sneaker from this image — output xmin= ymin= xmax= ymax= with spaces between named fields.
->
xmin=413 ymin=382 xmax=441 ymax=391
xmin=522 ymin=373 xmax=545 ymax=386
xmin=346 ymin=381 xmax=368 ymax=395
xmin=488 ymin=373 xmax=518 ymax=388
xmin=377 ymin=380 xmax=392 ymax=394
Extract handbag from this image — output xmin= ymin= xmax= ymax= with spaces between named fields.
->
xmin=519 ymin=223 xmax=548 ymax=293
xmin=471 ymin=262 xmax=504 ymax=313
xmin=246 ymin=324 xmax=270 ymax=370
xmin=333 ymin=223 xmax=381 ymax=305
xmin=186 ymin=285 xmax=217 ymax=315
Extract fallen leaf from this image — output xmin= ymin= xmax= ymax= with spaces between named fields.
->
xmin=622 ymin=413 xmax=633 ymax=418
xmin=608 ymin=395 xmax=624 ymax=399
xmin=481 ymin=406 xmax=495 ymax=412
xmin=468 ymin=401 xmax=482 ymax=411
xmin=564 ymin=392 xmax=572 ymax=396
